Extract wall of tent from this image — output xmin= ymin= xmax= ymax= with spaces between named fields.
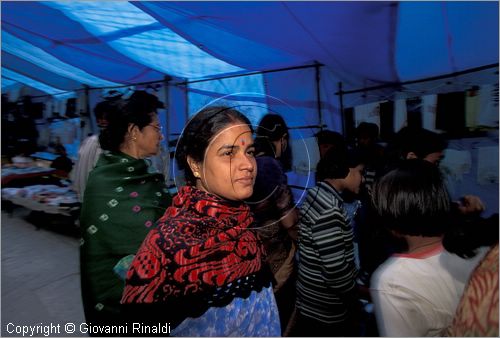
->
xmin=2 ymin=63 xmax=498 ymax=216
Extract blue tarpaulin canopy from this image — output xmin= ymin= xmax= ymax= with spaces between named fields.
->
xmin=1 ymin=1 xmax=498 ymax=212
xmin=1 ymin=1 xmax=498 ymax=133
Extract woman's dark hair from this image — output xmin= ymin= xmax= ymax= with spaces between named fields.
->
xmin=316 ymin=147 xmax=364 ymax=182
xmin=371 ymin=159 xmax=451 ymax=236
xmin=99 ymin=90 xmax=163 ymax=152
xmin=176 ymin=106 xmax=253 ymax=186
xmin=253 ymin=135 xmax=276 ymax=157
xmin=256 ymin=113 xmax=292 ymax=171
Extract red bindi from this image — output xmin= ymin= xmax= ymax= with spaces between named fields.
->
xmin=241 ymin=139 xmax=245 ymax=146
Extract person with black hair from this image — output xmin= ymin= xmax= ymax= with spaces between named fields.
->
xmin=369 ymin=159 xmax=488 ymax=337
xmin=71 ymin=98 xmax=122 ymax=201
xmin=255 ymin=113 xmax=293 ymax=171
xmin=354 ymin=122 xmax=385 ymax=194
xmin=248 ymin=113 xmax=299 ymax=334
xmin=121 ymin=106 xmax=280 ymax=336
xmin=50 ymin=143 xmax=73 ymax=176
xmin=79 ymin=90 xmax=171 ymax=332
xmin=315 ymin=129 xmax=347 ymax=159
xmin=294 ymin=147 xmax=365 ymax=336
xmin=389 ymin=126 xmax=448 ymax=166
xmin=389 ymin=126 xmax=485 ymax=215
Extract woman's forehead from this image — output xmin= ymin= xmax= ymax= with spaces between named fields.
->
xmin=211 ymin=123 xmax=252 ymax=143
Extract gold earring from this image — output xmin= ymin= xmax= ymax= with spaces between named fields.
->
xmin=194 ymin=172 xmax=200 ymax=178
xmin=132 ymin=135 xmax=137 ymax=141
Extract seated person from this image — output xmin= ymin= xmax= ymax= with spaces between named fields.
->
xmin=50 ymin=144 xmax=73 ymax=176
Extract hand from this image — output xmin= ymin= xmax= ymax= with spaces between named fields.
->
xmin=457 ymin=195 xmax=485 ymax=215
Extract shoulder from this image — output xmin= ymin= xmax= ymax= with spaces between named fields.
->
xmin=370 ymin=256 xmax=411 ymax=290
xmin=303 ymin=183 xmax=341 ymax=209
xmin=80 ymin=135 xmax=100 ymax=150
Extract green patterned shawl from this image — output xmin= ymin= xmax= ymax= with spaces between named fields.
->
xmin=79 ymin=151 xmax=171 ymax=325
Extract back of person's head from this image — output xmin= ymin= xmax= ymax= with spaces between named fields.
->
xmin=356 ymin=122 xmax=379 ymax=147
xmin=93 ymin=99 xmax=123 ymax=128
xmin=176 ymin=106 xmax=253 ymax=186
xmin=372 ymin=159 xmax=451 ymax=237
xmin=395 ymin=127 xmax=447 ymax=159
xmin=256 ymin=114 xmax=288 ymax=141
xmin=315 ymin=129 xmax=346 ymax=159
xmin=253 ymin=135 xmax=276 ymax=157
xmin=256 ymin=113 xmax=292 ymax=170
xmin=316 ymin=130 xmax=345 ymax=147
xmin=316 ymin=146 xmax=364 ymax=182
xmin=99 ymin=90 xmax=162 ymax=152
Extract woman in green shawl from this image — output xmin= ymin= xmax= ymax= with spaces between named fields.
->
xmin=79 ymin=91 xmax=171 ymax=330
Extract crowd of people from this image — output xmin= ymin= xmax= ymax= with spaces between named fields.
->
xmin=73 ymin=94 xmax=498 ymax=337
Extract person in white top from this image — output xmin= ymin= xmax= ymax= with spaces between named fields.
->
xmin=369 ymin=159 xmax=486 ymax=337
xmin=71 ymin=99 xmax=122 ymax=201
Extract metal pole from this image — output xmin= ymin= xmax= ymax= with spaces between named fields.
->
xmin=315 ymin=62 xmax=323 ymax=130
xmin=338 ymin=82 xmax=345 ymax=135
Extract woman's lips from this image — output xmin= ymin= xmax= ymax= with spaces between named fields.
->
xmin=235 ymin=177 xmax=254 ymax=185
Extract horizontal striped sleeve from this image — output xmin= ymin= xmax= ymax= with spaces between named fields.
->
xmin=310 ymin=207 xmax=356 ymax=291
xmin=296 ymin=182 xmax=358 ymax=324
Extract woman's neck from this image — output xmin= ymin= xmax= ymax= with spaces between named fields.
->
xmin=324 ymin=178 xmax=343 ymax=193
xmin=120 ymin=143 xmax=140 ymax=159
xmin=404 ymin=235 xmax=443 ymax=254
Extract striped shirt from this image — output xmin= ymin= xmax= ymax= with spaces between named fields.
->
xmin=296 ymin=181 xmax=358 ymax=324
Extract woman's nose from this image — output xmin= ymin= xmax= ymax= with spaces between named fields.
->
xmin=239 ymin=152 xmax=255 ymax=171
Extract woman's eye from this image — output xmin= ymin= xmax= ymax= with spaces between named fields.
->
xmin=223 ymin=151 xmax=233 ymax=157
xmin=247 ymin=149 xmax=255 ymax=157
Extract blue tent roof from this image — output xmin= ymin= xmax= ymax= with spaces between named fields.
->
xmin=2 ymin=1 xmax=498 ymax=95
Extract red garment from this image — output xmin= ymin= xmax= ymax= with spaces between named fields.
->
xmin=447 ymin=244 xmax=499 ymax=337
xmin=121 ymin=186 xmax=271 ymax=326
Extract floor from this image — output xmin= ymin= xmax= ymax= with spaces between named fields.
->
xmin=1 ymin=208 xmax=86 ymax=337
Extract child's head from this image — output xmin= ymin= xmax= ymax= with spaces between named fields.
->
xmin=316 ymin=147 xmax=365 ymax=194
xmin=372 ymin=159 xmax=451 ymax=236
xmin=395 ymin=127 xmax=447 ymax=165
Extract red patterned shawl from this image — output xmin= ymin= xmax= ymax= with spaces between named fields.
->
xmin=121 ymin=186 xmax=271 ymax=324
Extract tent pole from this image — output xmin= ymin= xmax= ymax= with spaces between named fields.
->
xmin=315 ymin=62 xmax=323 ymax=130
xmin=84 ymin=85 xmax=91 ymax=133
xmin=184 ymin=84 xmax=189 ymax=126
xmin=163 ymin=76 xmax=171 ymax=144
xmin=176 ymin=63 xmax=323 ymax=86
xmin=335 ymin=63 xmax=498 ymax=96
xmin=338 ymin=82 xmax=345 ymax=135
